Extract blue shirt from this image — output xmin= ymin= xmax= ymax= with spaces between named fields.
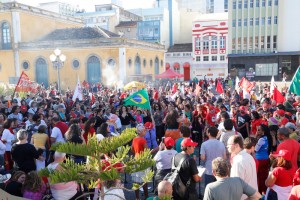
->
xmin=255 ymin=136 xmax=269 ymax=160
xmin=143 ymin=128 xmax=158 ymax=150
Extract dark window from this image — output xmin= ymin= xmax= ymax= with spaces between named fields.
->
xmin=128 ymin=58 xmax=132 ymax=67
xmin=244 ymin=0 xmax=248 ymax=8
xmin=107 ymin=58 xmax=116 ymax=69
xmin=233 ymin=20 xmax=236 ymax=27
xmin=143 ymin=59 xmax=146 ymax=68
xmin=150 ymin=59 xmax=153 ymax=67
xmin=256 ymin=0 xmax=260 ymax=7
xmin=238 ymin=0 xmax=242 ymax=8
xmin=262 ymin=0 xmax=265 ymax=7
xmin=22 ymin=61 xmax=29 ymax=70
xmin=233 ymin=1 xmax=237 ymax=9
xmin=161 ymin=60 xmax=163 ymax=67
xmin=273 ymin=35 xmax=277 ymax=49
xmin=274 ymin=0 xmax=278 ymax=5
xmin=268 ymin=0 xmax=272 ymax=6
xmin=72 ymin=60 xmax=80 ymax=69
xmin=2 ymin=22 xmax=11 ymax=49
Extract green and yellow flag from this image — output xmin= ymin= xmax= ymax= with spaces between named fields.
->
xmin=289 ymin=66 xmax=300 ymax=96
xmin=123 ymin=89 xmax=151 ymax=110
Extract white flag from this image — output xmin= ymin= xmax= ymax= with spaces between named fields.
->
xmin=235 ymin=76 xmax=240 ymax=91
xmin=72 ymin=77 xmax=83 ymax=101
xmin=270 ymin=76 xmax=275 ymax=95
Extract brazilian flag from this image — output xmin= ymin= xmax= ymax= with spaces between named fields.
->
xmin=123 ymin=89 xmax=151 ymax=110
xmin=289 ymin=66 xmax=300 ymax=96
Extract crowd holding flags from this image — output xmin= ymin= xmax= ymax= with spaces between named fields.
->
xmin=123 ymin=89 xmax=151 ymax=110
xmin=289 ymin=67 xmax=300 ymax=96
xmin=12 ymin=71 xmax=39 ymax=98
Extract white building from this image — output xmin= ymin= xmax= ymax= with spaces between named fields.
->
xmin=165 ymin=43 xmax=193 ymax=81
xmin=228 ymin=0 xmax=300 ymax=81
xmin=38 ymin=1 xmax=81 ymax=16
xmin=192 ymin=13 xmax=229 ymax=80
xmin=75 ymin=4 xmax=141 ymax=33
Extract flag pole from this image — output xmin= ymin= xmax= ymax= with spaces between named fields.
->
xmin=11 ymin=71 xmax=24 ymax=101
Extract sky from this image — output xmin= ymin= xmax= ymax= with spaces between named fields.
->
xmin=18 ymin=0 xmax=155 ymax=11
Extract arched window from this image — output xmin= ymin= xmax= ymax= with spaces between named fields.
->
xmin=2 ymin=22 xmax=11 ymax=49
xmin=135 ymin=55 xmax=141 ymax=74
xmin=155 ymin=57 xmax=159 ymax=75
xmin=35 ymin=58 xmax=48 ymax=88
xmin=87 ymin=56 xmax=101 ymax=84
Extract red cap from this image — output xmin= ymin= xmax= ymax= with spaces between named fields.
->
xmin=164 ymin=137 xmax=175 ymax=147
xmin=144 ymin=122 xmax=154 ymax=130
xmin=276 ymin=109 xmax=285 ymax=116
xmin=181 ymin=138 xmax=198 ymax=147
xmin=272 ymin=150 xmax=291 ymax=161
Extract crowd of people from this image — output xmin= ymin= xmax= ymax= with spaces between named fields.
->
xmin=0 ymin=78 xmax=298 ymax=200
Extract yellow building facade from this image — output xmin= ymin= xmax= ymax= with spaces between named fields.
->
xmin=0 ymin=2 xmax=165 ymax=90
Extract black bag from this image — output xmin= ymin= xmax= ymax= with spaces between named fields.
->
xmin=267 ymin=188 xmax=278 ymax=200
xmin=163 ymin=156 xmax=190 ymax=199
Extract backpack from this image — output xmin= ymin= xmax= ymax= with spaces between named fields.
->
xmin=163 ymin=155 xmax=190 ymax=199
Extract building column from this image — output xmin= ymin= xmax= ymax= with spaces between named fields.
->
xmin=11 ymin=11 xmax=21 ymax=78
xmin=119 ymin=48 xmax=127 ymax=83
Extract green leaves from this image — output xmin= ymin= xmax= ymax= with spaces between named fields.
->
xmin=39 ymin=128 xmax=155 ymax=194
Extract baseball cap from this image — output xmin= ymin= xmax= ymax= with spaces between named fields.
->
xmin=285 ymin=122 xmax=296 ymax=130
xmin=277 ymin=127 xmax=290 ymax=136
xmin=276 ymin=109 xmax=285 ymax=117
xmin=12 ymin=99 xmax=18 ymax=103
xmin=144 ymin=122 xmax=154 ymax=130
xmin=181 ymin=138 xmax=198 ymax=147
xmin=271 ymin=150 xmax=291 ymax=161
xmin=164 ymin=137 xmax=175 ymax=147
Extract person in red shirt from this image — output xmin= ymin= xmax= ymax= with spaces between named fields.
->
xmin=275 ymin=109 xmax=289 ymax=127
xmin=205 ymin=106 xmax=216 ymax=127
xmin=131 ymin=123 xmax=148 ymax=200
xmin=250 ymin=111 xmax=262 ymax=136
xmin=266 ymin=150 xmax=294 ymax=199
xmin=83 ymin=117 xmax=96 ymax=143
xmin=270 ymin=127 xmax=300 ymax=174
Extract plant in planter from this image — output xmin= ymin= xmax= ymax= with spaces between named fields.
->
xmin=39 ymin=128 xmax=155 ymax=200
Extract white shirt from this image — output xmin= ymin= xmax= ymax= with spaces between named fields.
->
xmin=230 ymin=150 xmax=258 ymax=200
xmin=51 ymin=127 xmax=65 ymax=143
xmin=154 ymin=149 xmax=177 ymax=170
xmin=1 ymin=129 xmax=16 ymax=151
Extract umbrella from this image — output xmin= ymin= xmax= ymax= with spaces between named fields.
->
xmin=124 ymin=81 xmax=146 ymax=90
xmin=155 ymin=69 xmax=184 ymax=79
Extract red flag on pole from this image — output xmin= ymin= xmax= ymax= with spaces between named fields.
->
xmin=15 ymin=71 xmax=34 ymax=92
xmin=216 ymin=81 xmax=224 ymax=94
xmin=239 ymin=77 xmax=254 ymax=92
xmin=272 ymin=87 xmax=286 ymax=104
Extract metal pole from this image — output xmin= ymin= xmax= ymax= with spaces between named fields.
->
xmin=56 ymin=60 xmax=61 ymax=93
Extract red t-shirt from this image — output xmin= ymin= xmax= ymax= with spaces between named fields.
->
xmin=251 ymin=118 xmax=262 ymax=135
xmin=276 ymin=139 xmax=300 ymax=174
xmin=132 ymin=137 xmax=146 ymax=157
xmin=84 ymin=127 xmax=95 ymax=142
xmin=206 ymin=113 xmax=216 ymax=126
xmin=272 ymin=167 xmax=293 ymax=187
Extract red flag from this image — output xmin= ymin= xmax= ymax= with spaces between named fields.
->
xmin=216 ymin=81 xmax=224 ymax=94
xmin=272 ymin=87 xmax=286 ymax=104
xmin=82 ymin=80 xmax=90 ymax=89
xmin=240 ymin=77 xmax=254 ymax=92
xmin=172 ymin=83 xmax=177 ymax=94
xmin=15 ymin=71 xmax=37 ymax=93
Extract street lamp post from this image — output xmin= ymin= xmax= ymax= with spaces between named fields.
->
xmin=49 ymin=48 xmax=66 ymax=93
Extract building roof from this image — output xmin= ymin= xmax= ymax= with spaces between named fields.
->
xmin=39 ymin=27 xmax=119 ymax=41
xmin=115 ymin=21 xmax=138 ymax=27
xmin=167 ymin=43 xmax=193 ymax=52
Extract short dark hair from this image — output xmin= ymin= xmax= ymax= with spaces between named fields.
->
xmin=180 ymin=126 xmax=190 ymax=137
xmin=224 ymin=119 xmax=234 ymax=131
xmin=220 ymin=111 xmax=230 ymax=120
xmin=231 ymin=135 xmax=244 ymax=149
xmin=207 ymin=126 xmax=218 ymax=138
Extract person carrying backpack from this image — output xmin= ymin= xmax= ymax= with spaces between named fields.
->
xmin=165 ymin=138 xmax=201 ymax=200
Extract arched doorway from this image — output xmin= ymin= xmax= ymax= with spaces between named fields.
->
xmin=183 ymin=62 xmax=190 ymax=81
xmin=87 ymin=56 xmax=101 ymax=84
xmin=155 ymin=57 xmax=159 ymax=75
xmin=135 ymin=55 xmax=141 ymax=74
xmin=35 ymin=58 xmax=48 ymax=88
